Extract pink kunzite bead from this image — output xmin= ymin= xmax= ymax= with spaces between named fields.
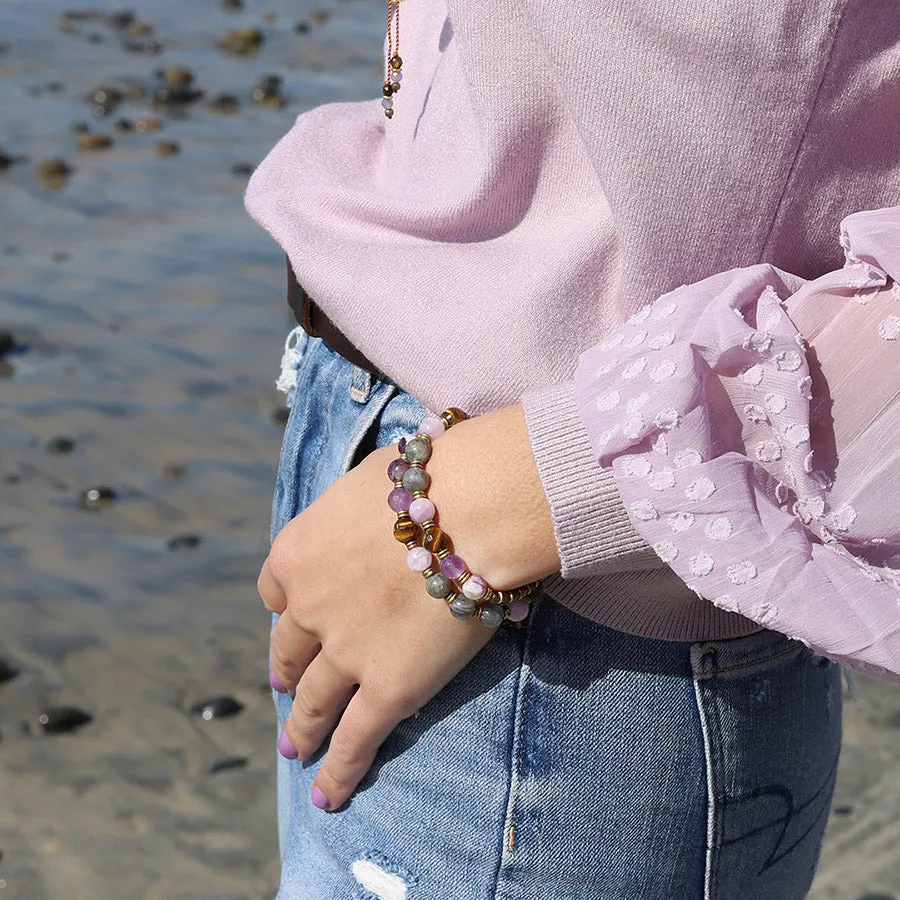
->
xmin=388 ymin=487 xmax=412 ymax=512
xmin=440 ymin=554 xmax=467 ymax=580
xmin=419 ymin=416 xmax=446 ymax=439
xmin=461 ymin=574 xmax=487 ymax=600
xmin=406 ymin=546 xmax=433 ymax=572
xmin=507 ymin=599 xmax=530 ymax=622
xmin=409 ymin=497 xmax=436 ymax=524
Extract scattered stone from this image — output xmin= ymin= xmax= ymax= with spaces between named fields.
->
xmin=0 ymin=657 xmax=19 ymax=685
xmin=71 ymin=121 xmax=91 ymax=134
xmin=159 ymin=66 xmax=194 ymax=88
xmin=209 ymin=93 xmax=240 ymax=114
xmin=87 ymin=32 xmax=105 ymax=44
xmin=251 ymin=74 xmax=283 ymax=105
xmin=219 ymin=27 xmax=264 ymax=56
xmin=155 ymin=140 xmax=180 ymax=157
xmin=856 ymin=895 xmax=896 ymax=900
xmin=51 ymin=252 xmax=71 ymax=263
xmin=122 ymin=39 xmax=162 ymax=55
xmin=79 ymin=485 xmax=117 ymax=509
xmin=220 ymin=0 xmax=245 ymax=9
xmin=89 ymin=85 xmax=122 ymax=108
xmin=106 ymin=10 xmax=136 ymax=29
xmin=0 ymin=361 xmax=14 ymax=378
xmin=167 ymin=534 xmax=202 ymax=551
xmin=0 ymin=149 xmax=13 ymax=171
xmin=4 ymin=470 xmax=20 ymax=482
xmin=207 ymin=756 xmax=249 ymax=774
xmin=36 ymin=158 xmax=73 ymax=189
xmin=134 ymin=117 xmax=163 ymax=133
xmin=77 ymin=133 xmax=113 ymax=151
xmin=162 ymin=462 xmax=187 ymax=479
xmin=153 ymin=85 xmax=203 ymax=106
xmin=37 ymin=706 xmax=93 ymax=735
xmin=46 ymin=436 xmax=76 ymax=454
xmin=231 ymin=162 xmax=254 ymax=177
xmin=190 ymin=696 xmax=244 ymax=721
xmin=271 ymin=406 xmax=290 ymax=426
xmin=129 ymin=21 xmax=155 ymax=36
xmin=114 ymin=117 xmax=134 ymax=132
xmin=61 ymin=10 xmax=106 ymax=22
xmin=261 ymin=11 xmax=277 ymax=23
xmin=294 ymin=21 xmax=311 ymax=34
xmin=310 ymin=9 xmax=331 ymax=25
xmin=833 ymin=804 xmax=854 ymax=816
xmin=0 ymin=333 xmax=23 ymax=360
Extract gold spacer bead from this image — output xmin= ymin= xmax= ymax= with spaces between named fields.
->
xmin=422 ymin=568 xmax=435 ymax=579
xmin=440 ymin=407 xmax=469 ymax=429
xmin=382 ymin=83 xmax=393 ymax=98
xmin=384 ymin=107 xmax=394 ymax=119
xmin=390 ymin=54 xmax=403 ymax=70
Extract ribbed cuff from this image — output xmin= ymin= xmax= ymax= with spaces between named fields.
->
xmin=519 ymin=379 xmax=659 ymax=579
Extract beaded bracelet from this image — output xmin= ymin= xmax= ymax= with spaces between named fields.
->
xmin=387 ymin=407 xmax=543 ymax=628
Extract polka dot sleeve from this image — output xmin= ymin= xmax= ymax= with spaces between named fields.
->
xmin=574 ymin=207 xmax=900 ymax=681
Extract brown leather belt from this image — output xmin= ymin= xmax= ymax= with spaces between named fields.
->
xmin=286 ymin=257 xmax=388 ymax=381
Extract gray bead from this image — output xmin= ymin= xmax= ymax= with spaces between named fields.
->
xmin=402 ymin=466 xmax=431 ymax=493
xmin=405 ymin=437 xmax=432 ymax=464
xmin=449 ymin=595 xmax=477 ymax=619
xmin=425 ymin=573 xmax=453 ymax=599
xmin=479 ymin=603 xmax=505 ymax=629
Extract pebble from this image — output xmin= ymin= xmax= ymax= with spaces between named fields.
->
xmin=856 ymin=895 xmax=896 ymax=900
xmin=0 ymin=360 xmax=14 ymax=377
xmin=0 ymin=331 xmax=23 ymax=357
xmin=231 ymin=163 xmax=254 ymax=177
xmin=209 ymin=93 xmax=240 ymax=114
xmin=51 ymin=252 xmax=71 ymax=263
xmin=134 ymin=118 xmax=163 ymax=133
xmin=114 ymin=118 xmax=134 ymax=132
xmin=45 ymin=436 xmax=76 ymax=454
xmin=79 ymin=485 xmax=117 ymax=509
xmin=37 ymin=706 xmax=93 ymax=735
xmin=250 ymin=74 xmax=283 ymax=105
xmin=166 ymin=534 xmax=202 ymax=551
xmin=220 ymin=0 xmax=245 ymax=9
xmin=219 ymin=27 xmax=265 ymax=56
xmin=309 ymin=10 xmax=331 ymax=25
xmin=207 ymin=756 xmax=249 ymax=774
xmin=77 ymin=133 xmax=113 ymax=151
xmin=159 ymin=66 xmax=194 ymax=88
xmin=153 ymin=85 xmax=203 ymax=106
xmin=833 ymin=804 xmax=854 ymax=816
xmin=0 ymin=149 xmax=13 ymax=170
xmin=155 ymin=141 xmax=180 ymax=157
xmin=0 ymin=657 xmax=19 ymax=685
xmin=106 ymin=10 xmax=135 ymax=29
xmin=36 ymin=158 xmax=73 ymax=189
xmin=162 ymin=462 xmax=187 ymax=479
xmin=71 ymin=121 xmax=91 ymax=134
xmin=294 ymin=21 xmax=311 ymax=35
xmin=271 ymin=406 xmax=290 ymax=426
xmin=190 ymin=695 xmax=244 ymax=721
xmin=122 ymin=39 xmax=162 ymax=55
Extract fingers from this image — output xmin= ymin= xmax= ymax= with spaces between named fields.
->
xmin=281 ymin=653 xmax=358 ymax=765
xmin=257 ymin=557 xmax=287 ymax=614
xmin=307 ymin=689 xmax=406 ymax=812
xmin=269 ymin=606 xmax=321 ymax=693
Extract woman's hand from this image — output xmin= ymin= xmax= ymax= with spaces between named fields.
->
xmin=257 ymin=403 xmax=561 ymax=811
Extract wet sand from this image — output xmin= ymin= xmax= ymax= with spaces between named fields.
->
xmin=1 ymin=2 xmax=899 ymax=898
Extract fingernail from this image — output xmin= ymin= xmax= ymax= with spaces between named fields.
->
xmin=269 ymin=668 xmax=288 ymax=694
xmin=311 ymin=785 xmax=329 ymax=810
xmin=278 ymin=729 xmax=299 ymax=760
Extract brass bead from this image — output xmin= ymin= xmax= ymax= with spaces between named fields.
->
xmin=390 ymin=81 xmax=400 ymax=92
xmin=393 ymin=518 xmax=418 ymax=544
xmin=384 ymin=108 xmax=394 ymax=119
xmin=390 ymin=54 xmax=403 ymax=70
xmin=382 ymin=83 xmax=394 ymax=98
xmin=440 ymin=407 xmax=469 ymax=429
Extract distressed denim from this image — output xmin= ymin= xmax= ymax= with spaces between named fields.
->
xmin=269 ymin=330 xmax=843 ymax=900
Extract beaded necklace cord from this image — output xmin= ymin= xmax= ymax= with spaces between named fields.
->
xmin=381 ymin=0 xmax=404 ymax=118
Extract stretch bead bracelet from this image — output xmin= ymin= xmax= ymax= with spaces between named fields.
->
xmin=387 ymin=407 xmax=543 ymax=628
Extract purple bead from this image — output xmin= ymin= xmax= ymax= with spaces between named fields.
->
xmin=409 ymin=497 xmax=435 ymax=524
xmin=397 ymin=437 xmax=407 ymax=454
xmin=440 ymin=554 xmax=467 ymax=580
xmin=419 ymin=416 xmax=446 ymax=439
xmin=461 ymin=574 xmax=488 ymax=600
xmin=387 ymin=458 xmax=410 ymax=482
xmin=406 ymin=546 xmax=433 ymax=572
xmin=388 ymin=487 xmax=412 ymax=512
xmin=507 ymin=599 xmax=530 ymax=622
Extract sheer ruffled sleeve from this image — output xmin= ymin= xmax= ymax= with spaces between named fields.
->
xmin=573 ymin=207 xmax=900 ymax=681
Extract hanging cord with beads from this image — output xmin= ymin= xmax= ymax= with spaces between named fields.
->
xmin=382 ymin=0 xmax=403 ymax=118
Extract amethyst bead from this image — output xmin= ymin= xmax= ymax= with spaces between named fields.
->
xmin=461 ymin=574 xmax=488 ymax=600
xmin=419 ymin=415 xmax=446 ymax=439
xmin=388 ymin=458 xmax=410 ymax=482
xmin=406 ymin=546 xmax=433 ymax=572
xmin=440 ymin=554 xmax=467 ymax=580
xmin=507 ymin=599 xmax=530 ymax=622
xmin=398 ymin=437 xmax=407 ymax=454
xmin=409 ymin=497 xmax=436 ymax=524
xmin=388 ymin=487 xmax=413 ymax=512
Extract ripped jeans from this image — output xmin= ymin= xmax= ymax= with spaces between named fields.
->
xmin=269 ymin=329 xmax=842 ymax=900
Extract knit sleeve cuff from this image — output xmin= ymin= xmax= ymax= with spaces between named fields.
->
xmin=519 ymin=379 xmax=660 ymax=579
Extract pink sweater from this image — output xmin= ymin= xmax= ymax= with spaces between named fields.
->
xmin=245 ymin=0 xmax=900 ymax=647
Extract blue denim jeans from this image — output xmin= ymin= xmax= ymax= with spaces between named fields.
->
xmin=270 ymin=329 xmax=842 ymax=900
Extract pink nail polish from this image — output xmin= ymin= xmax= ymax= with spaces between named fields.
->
xmin=269 ymin=668 xmax=288 ymax=694
xmin=311 ymin=785 xmax=329 ymax=810
xmin=278 ymin=729 xmax=299 ymax=760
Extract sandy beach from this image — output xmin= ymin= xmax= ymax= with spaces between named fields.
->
xmin=1 ymin=2 xmax=899 ymax=898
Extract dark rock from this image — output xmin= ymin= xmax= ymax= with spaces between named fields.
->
xmin=162 ymin=462 xmax=187 ymax=479
xmin=106 ymin=10 xmax=136 ymax=29
xmin=159 ymin=66 xmax=194 ymax=88
xmin=251 ymin=74 xmax=283 ymax=104
xmin=0 ymin=149 xmax=13 ymax=171
xmin=134 ymin=117 xmax=163 ymax=133
xmin=38 ymin=706 xmax=93 ymax=735
xmin=4 ymin=471 xmax=20 ymax=482
xmin=167 ymin=534 xmax=202 ymax=551
xmin=77 ymin=133 xmax=113 ymax=151
xmin=122 ymin=39 xmax=162 ymax=55
xmin=856 ymin=895 xmax=896 ymax=900
xmin=207 ymin=756 xmax=249 ymax=774
xmin=294 ymin=21 xmax=310 ymax=34
xmin=209 ymin=93 xmax=240 ymax=114
xmin=87 ymin=32 xmax=105 ymax=44
xmin=220 ymin=0 xmax=244 ymax=9
xmin=0 ymin=331 xmax=22 ymax=357
xmin=219 ymin=27 xmax=264 ymax=56
xmin=46 ymin=436 xmax=76 ymax=454
xmin=231 ymin=162 xmax=254 ymax=177
xmin=190 ymin=696 xmax=244 ymax=721
xmin=153 ymin=85 xmax=203 ymax=106
xmin=271 ymin=406 xmax=290 ymax=426
xmin=36 ymin=158 xmax=73 ymax=189
xmin=114 ymin=118 xmax=134 ymax=132
xmin=71 ymin=121 xmax=91 ymax=134
xmin=129 ymin=21 xmax=155 ymax=36
xmin=51 ymin=252 xmax=71 ymax=263
xmin=89 ymin=86 xmax=122 ymax=107
xmin=155 ymin=141 xmax=180 ymax=157
xmin=61 ymin=10 xmax=106 ymax=22
xmin=309 ymin=10 xmax=331 ymax=25
xmin=79 ymin=485 xmax=117 ymax=509
xmin=832 ymin=804 xmax=853 ymax=816
xmin=0 ymin=657 xmax=19 ymax=684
